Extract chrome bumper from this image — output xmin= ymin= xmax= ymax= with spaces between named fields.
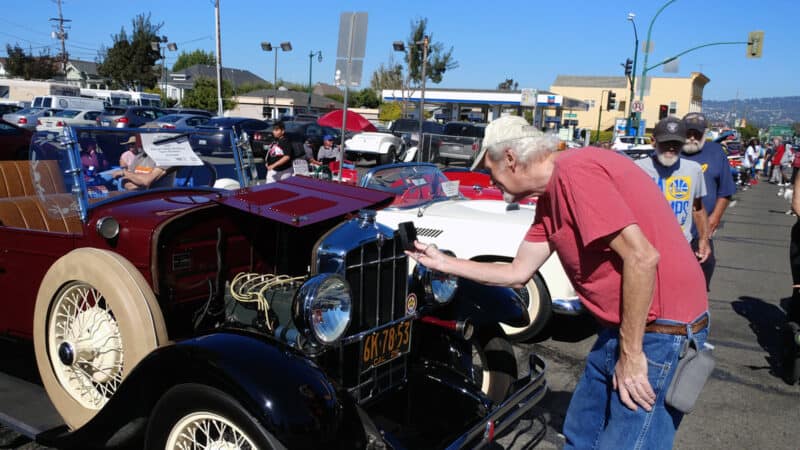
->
xmin=552 ymin=296 xmax=584 ymax=316
xmin=445 ymin=354 xmax=547 ymax=449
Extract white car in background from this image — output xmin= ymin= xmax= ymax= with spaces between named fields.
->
xmin=36 ymin=109 xmax=103 ymax=131
xmin=611 ymin=135 xmax=654 ymax=151
xmin=344 ymin=131 xmax=405 ymax=165
xmin=360 ymin=162 xmax=582 ymax=342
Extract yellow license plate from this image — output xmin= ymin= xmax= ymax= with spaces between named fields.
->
xmin=360 ymin=320 xmax=412 ymax=371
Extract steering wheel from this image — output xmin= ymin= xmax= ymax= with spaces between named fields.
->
xmin=176 ymin=160 xmax=218 ymax=188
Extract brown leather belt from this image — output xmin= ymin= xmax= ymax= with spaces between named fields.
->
xmin=644 ymin=315 xmax=708 ymax=336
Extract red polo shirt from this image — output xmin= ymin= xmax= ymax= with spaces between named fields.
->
xmin=525 ymin=148 xmax=707 ymax=325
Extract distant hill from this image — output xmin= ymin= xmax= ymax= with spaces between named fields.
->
xmin=702 ymin=96 xmax=800 ymax=128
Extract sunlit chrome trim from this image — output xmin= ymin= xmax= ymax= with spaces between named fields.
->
xmin=95 ymin=216 xmax=120 ymax=240
xmin=293 ymin=273 xmax=352 ymax=345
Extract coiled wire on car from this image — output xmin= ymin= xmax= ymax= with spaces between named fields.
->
xmin=229 ymin=272 xmax=306 ymax=332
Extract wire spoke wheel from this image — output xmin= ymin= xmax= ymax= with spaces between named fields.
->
xmin=34 ymin=248 xmax=168 ymax=429
xmin=48 ymin=282 xmax=123 ymax=410
xmin=167 ymin=411 xmax=258 ymax=450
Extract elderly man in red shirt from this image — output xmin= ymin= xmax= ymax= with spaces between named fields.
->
xmin=408 ymin=115 xmax=710 ymax=449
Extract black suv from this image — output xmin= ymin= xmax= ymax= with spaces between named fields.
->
xmin=390 ymin=119 xmax=444 ymax=160
xmin=191 ymin=117 xmax=272 ymax=156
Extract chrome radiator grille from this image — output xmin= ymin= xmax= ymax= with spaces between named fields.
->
xmin=342 ymin=233 xmax=410 ymax=403
xmin=345 ymin=234 xmax=409 ymax=333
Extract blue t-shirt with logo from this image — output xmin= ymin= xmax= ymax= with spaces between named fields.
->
xmin=682 ymin=141 xmax=737 ymax=238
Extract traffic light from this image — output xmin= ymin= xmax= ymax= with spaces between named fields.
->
xmin=659 ymin=104 xmax=669 ymax=120
xmin=606 ymin=91 xmax=617 ymax=111
xmin=624 ymin=58 xmax=633 ymax=77
xmin=747 ymin=30 xmax=764 ymax=58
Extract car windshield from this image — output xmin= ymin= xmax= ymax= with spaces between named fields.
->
xmin=27 ymin=127 xmax=262 ymax=221
xmin=360 ymin=163 xmax=462 ymax=209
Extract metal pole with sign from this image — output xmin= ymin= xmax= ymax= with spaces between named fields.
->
xmin=334 ymin=12 xmax=368 ymax=182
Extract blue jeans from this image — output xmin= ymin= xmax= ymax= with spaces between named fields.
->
xmin=563 ymin=313 xmax=709 ymax=450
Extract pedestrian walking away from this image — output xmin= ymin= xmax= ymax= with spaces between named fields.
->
xmin=406 ymin=115 xmax=710 ymax=449
xmin=636 ymin=116 xmax=710 ymax=265
xmin=681 ymin=112 xmax=737 ymax=289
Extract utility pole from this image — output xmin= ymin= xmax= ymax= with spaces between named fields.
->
xmin=49 ymin=0 xmax=71 ymax=74
xmin=214 ymin=0 xmax=223 ymax=116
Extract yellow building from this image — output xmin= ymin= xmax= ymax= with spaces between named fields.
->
xmin=550 ymin=72 xmax=709 ymax=135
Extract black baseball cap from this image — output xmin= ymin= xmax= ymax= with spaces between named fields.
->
xmin=682 ymin=112 xmax=707 ymax=132
xmin=653 ymin=116 xmax=686 ymax=143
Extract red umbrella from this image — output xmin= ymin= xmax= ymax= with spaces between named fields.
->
xmin=317 ymin=109 xmax=377 ymax=132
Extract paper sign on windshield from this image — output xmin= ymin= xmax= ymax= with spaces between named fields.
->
xmin=140 ymin=133 xmax=203 ymax=167
xmin=441 ymin=180 xmax=460 ymax=197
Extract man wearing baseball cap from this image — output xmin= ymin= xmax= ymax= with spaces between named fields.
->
xmin=636 ymin=116 xmax=711 ymax=263
xmin=316 ymin=134 xmax=341 ymax=165
xmin=681 ymin=112 xmax=737 ymax=289
xmin=409 ymin=115 xmax=710 ymax=448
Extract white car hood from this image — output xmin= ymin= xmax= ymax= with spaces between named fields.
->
xmin=375 ymin=199 xmax=534 ymax=257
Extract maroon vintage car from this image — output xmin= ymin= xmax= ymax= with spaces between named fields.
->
xmin=0 ymin=127 xmax=545 ymax=449
xmin=0 ymin=117 xmax=33 ymax=160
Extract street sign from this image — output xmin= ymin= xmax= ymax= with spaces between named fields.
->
xmin=335 ymin=12 xmax=368 ymax=86
xmin=632 ymin=100 xmax=644 ymax=113
xmin=520 ymin=88 xmax=536 ymax=107
xmin=564 ymin=113 xmax=577 ymax=119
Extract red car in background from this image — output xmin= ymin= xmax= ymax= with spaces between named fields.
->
xmin=0 ymin=118 xmax=33 ymax=159
xmin=442 ymin=167 xmax=537 ymax=205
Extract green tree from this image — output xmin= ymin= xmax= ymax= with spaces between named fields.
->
xmin=738 ymin=123 xmax=759 ymax=142
xmin=172 ymin=49 xmax=216 ymax=72
xmin=370 ymin=58 xmax=403 ymax=92
xmin=403 ymin=18 xmax=458 ymax=86
xmin=182 ymin=77 xmax=236 ymax=112
xmin=4 ymin=44 xmax=57 ymax=80
xmin=237 ymin=81 xmax=272 ymax=94
xmin=352 ymin=88 xmax=380 ymax=108
xmin=97 ymin=13 xmax=164 ymax=90
xmin=497 ymin=78 xmax=518 ymax=91
xmin=379 ymin=102 xmax=402 ymax=122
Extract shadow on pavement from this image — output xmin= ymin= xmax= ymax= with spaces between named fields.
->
xmin=529 ymin=314 xmax=599 ymax=344
xmin=731 ymin=296 xmax=788 ymax=378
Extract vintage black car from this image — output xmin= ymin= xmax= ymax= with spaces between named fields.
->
xmin=0 ymin=125 xmax=546 ymax=449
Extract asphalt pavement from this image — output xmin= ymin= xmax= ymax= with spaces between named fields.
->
xmin=504 ymin=176 xmax=800 ymax=449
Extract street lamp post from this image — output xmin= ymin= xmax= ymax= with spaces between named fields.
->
xmin=151 ymin=36 xmax=177 ymax=102
xmin=637 ymin=0 xmax=678 ymax=135
xmin=626 ymin=13 xmax=639 ymax=136
xmin=307 ymin=50 xmax=322 ymax=111
xmin=261 ymin=41 xmax=292 ymax=121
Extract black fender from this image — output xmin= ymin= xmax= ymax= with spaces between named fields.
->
xmin=435 ymin=277 xmax=529 ymax=328
xmin=38 ymin=329 xmax=360 ymax=449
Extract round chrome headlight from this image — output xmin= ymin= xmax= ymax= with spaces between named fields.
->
xmin=294 ymin=274 xmax=352 ymax=345
xmin=414 ymin=264 xmax=458 ymax=304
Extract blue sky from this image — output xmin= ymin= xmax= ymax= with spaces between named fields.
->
xmin=1 ymin=0 xmax=796 ymax=101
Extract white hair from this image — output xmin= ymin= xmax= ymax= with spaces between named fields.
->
xmin=482 ymin=115 xmax=559 ymax=166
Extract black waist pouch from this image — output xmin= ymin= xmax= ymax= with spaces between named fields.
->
xmin=665 ymin=338 xmax=715 ymax=414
